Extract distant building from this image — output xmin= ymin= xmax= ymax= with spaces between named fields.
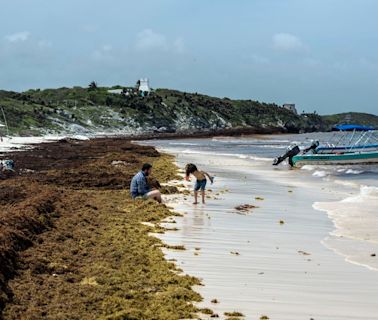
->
xmin=107 ymin=89 xmax=123 ymax=95
xmin=138 ymin=78 xmax=151 ymax=93
xmin=283 ymin=103 xmax=297 ymax=114
xmin=108 ymin=88 xmax=134 ymax=96
xmin=107 ymin=79 xmax=151 ymax=97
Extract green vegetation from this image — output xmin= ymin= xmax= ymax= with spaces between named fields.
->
xmin=322 ymin=112 xmax=378 ymax=128
xmin=0 ymin=86 xmax=376 ymax=136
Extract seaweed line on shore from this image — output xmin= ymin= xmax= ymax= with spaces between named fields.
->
xmin=0 ymin=138 xmax=207 ymax=320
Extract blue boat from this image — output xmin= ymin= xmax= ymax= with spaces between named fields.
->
xmin=291 ymin=151 xmax=378 ymax=167
xmin=273 ymin=124 xmax=378 ymax=167
xmin=332 ymin=124 xmax=375 ymax=131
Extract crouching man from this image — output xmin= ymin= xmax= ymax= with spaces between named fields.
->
xmin=130 ymin=163 xmax=162 ymax=203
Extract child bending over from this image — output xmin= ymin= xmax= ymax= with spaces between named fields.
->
xmin=185 ymin=163 xmax=214 ymax=204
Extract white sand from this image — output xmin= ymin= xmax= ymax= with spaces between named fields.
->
xmin=0 ymin=136 xmax=47 ymax=153
xmin=157 ymin=151 xmax=378 ymax=320
xmin=0 ymin=135 xmax=89 ymax=154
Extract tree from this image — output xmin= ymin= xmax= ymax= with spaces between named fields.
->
xmin=106 ymin=96 xmax=113 ymax=106
xmin=88 ymin=81 xmax=98 ymax=90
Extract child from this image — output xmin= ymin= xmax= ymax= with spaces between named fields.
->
xmin=185 ymin=163 xmax=214 ymax=204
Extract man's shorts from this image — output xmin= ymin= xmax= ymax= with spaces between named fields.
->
xmin=132 ymin=193 xmax=148 ymax=200
xmin=132 ymin=191 xmax=155 ymax=200
xmin=194 ymin=179 xmax=207 ymax=191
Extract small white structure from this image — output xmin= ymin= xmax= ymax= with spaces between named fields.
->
xmin=138 ymin=78 xmax=151 ymax=92
xmin=283 ymin=103 xmax=297 ymax=114
xmin=107 ymin=89 xmax=123 ymax=95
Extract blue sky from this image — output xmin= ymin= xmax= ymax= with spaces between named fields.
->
xmin=0 ymin=0 xmax=377 ymax=114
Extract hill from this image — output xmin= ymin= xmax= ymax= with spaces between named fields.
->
xmin=0 ymin=86 xmax=375 ymax=136
xmin=322 ymin=112 xmax=378 ymax=128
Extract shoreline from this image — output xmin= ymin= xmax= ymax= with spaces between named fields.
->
xmin=313 ymin=185 xmax=378 ymax=272
xmin=0 ymin=130 xmax=287 ymax=157
xmin=0 ymin=137 xmax=206 ymax=319
xmin=149 ymin=139 xmax=378 ymax=320
xmin=1 ymin=125 xmax=318 ymax=143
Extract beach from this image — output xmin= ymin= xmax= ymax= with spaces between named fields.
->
xmin=2 ymin=1 xmax=378 ymax=319
xmin=1 ymin=133 xmax=377 ymax=319
xmin=143 ymin=133 xmax=378 ymax=320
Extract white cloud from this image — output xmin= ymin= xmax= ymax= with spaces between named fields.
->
xmin=273 ymin=33 xmax=304 ymax=51
xmin=5 ymin=31 xmax=31 ymax=43
xmin=135 ymin=29 xmax=167 ymax=51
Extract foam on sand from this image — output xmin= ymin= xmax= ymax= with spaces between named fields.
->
xmin=312 ymin=170 xmax=328 ymax=177
xmin=314 ymin=185 xmax=378 ymax=271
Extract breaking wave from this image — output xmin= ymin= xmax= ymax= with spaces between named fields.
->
xmin=179 ymin=149 xmax=273 ymax=161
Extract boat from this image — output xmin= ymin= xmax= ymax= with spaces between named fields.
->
xmin=273 ymin=124 xmax=378 ymax=167
xmin=332 ymin=124 xmax=375 ymax=131
xmin=316 ymin=124 xmax=378 ymax=154
xmin=316 ymin=144 xmax=378 ymax=154
xmin=291 ymin=151 xmax=378 ymax=167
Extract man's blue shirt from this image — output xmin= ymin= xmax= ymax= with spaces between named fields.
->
xmin=130 ymin=171 xmax=151 ymax=198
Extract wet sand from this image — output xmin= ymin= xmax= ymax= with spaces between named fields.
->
xmin=157 ymin=151 xmax=378 ymax=320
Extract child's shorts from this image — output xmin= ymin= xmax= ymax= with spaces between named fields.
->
xmin=194 ymin=179 xmax=207 ymax=191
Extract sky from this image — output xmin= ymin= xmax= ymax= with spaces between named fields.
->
xmin=0 ymin=0 xmax=377 ymax=115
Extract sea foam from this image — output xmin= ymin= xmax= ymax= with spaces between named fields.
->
xmin=314 ymin=185 xmax=378 ymax=271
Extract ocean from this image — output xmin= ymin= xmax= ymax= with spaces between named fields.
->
xmin=142 ymin=132 xmax=378 ymax=320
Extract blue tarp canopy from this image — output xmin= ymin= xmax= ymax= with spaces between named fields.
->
xmin=333 ymin=124 xmax=375 ymax=131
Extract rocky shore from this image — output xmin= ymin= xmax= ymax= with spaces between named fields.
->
xmin=0 ymin=138 xmax=202 ymax=319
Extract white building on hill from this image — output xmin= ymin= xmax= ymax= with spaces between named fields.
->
xmin=138 ymin=78 xmax=151 ymax=93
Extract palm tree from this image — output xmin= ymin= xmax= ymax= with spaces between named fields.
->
xmin=88 ymin=81 xmax=98 ymax=90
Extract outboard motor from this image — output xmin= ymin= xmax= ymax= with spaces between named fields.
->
xmin=303 ymin=140 xmax=319 ymax=154
xmin=273 ymin=145 xmax=300 ymax=166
